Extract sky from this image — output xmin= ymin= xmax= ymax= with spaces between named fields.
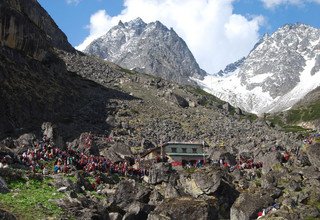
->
xmin=38 ymin=0 xmax=320 ymax=74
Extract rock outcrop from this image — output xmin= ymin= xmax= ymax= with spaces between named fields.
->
xmin=230 ymin=191 xmax=274 ymax=220
xmin=148 ymin=197 xmax=218 ymax=220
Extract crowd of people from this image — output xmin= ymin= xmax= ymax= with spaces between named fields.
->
xmin=0 ymin=134 xmax=149 ymax=181
xmin=214 ymin=156 xmax=263 ymax=173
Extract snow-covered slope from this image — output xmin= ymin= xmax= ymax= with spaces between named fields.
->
xmin=196 ymin=24 xmax=320 ymax=114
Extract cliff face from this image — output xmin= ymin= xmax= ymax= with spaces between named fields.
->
xmin=0 ymin=0 xmax=74 ymax=60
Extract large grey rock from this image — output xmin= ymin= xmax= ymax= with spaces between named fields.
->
xmin=110 ymin=179 xmax=150 ymax=209
xmin=122 ymin=201 xmax=154 ymax=220
xmin=148 ymin=191 xmax=164 ymax=206
xmin=101 ymin=143 xmax=133 ymax=163
xmin=179 ymin=168 xmax=221 ymax=197
xmin=164 ymin=183 xmax=180 ymax=199
xmin=147 ymin=163 xmax=171 ymax=185
xmin=171 ymin=94 xmax=189 ymax=108
xmin=256 ymin=151 xmax=282 ymax=174
xmin=109 ymin=212 xmax=123 ymax=220
xmin=230 ymin=191 xmax=274 ymax=220
xmin=147 ymin=197 xmax=218 ymax=220
xmin=52 ymin=174 xmax=75 ymax=191
xmin=306 ymin=143 xmax=320 ymax=169
xmin=0 ymin=145 xmax=15 ymax=158
xmin=41 ymin=122 xmax=64 ymax=148
xmin=15 ymin=133 xmax=36 ymax=148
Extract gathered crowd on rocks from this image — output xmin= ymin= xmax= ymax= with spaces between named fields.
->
xmin=1 ymin=130 xmax=320 ymax=220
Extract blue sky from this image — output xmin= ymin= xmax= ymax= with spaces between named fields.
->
xmin=38 ymin=0 xmax=320 ymax=74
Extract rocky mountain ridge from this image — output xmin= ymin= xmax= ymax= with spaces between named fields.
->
xmin=198 ymin=23 xmax=320 ymax=114
xmin=84 ymin=18 xmax=206 ymax=84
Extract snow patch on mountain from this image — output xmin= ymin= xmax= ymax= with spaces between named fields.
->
xmin=195 ymin=24 xmax=320 ymax=114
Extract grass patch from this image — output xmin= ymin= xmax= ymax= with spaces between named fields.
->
xmin=286 ymin=101 xmax=320 ymax=123
xmin=184 ymin=167 xmax=197 ymax=174
xmin=266 ymin=114 xmax=310 ymax=133
xmin=90 ymin=191 xmax=106 ymax=200
xmin=266 ymin=115 xmax=285 ymax=127
xmin=0 ymin=178 xmax=65 ymax=219
xmin=241 ymin=113 xmax=258 ymax=122
xmin=282 ymin=125 xmax=309 ymax=133
xmin=186 ymin=86 xmax=225 ymax=106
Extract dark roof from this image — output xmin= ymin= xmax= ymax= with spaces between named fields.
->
xmin=141 ymin=141 xmax=208 ymax=158
xmin=162 ymin=141 xmax=207 ymax=147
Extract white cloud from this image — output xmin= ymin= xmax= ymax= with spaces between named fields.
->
xmin=261 ymin=0 xmax=320 ymax=8
xmin=66 ymin=0 xmax=81 ymax=5
xmin=76 ymin=0 xmax=264 ymax=74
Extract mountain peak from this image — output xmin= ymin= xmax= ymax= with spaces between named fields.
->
xmin=84 ymin=18 xmax=206 ymax=84
xmin=118 ymin=20 xmax=125 ymax=27
xmin=199 ymin=24 xmax=320 ymax=114
xmin=125 ymin=17 xmax=146 ymax=27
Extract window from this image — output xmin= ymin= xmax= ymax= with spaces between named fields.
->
xmin=171 ymin=147 xmax=177 ymax=153
xmin=182 ymin=148 xmax=187 ymax=153
xmin=192 ymin=148 xmax=197 ymax=153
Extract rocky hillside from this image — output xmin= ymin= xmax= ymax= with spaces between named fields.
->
xmin=198 ymin=24 xmax=320 ymax=114
xmin=0 ymin=0 xmax=132 ymax=139
xmin=83 ymin=18 xmax=206 ymax=84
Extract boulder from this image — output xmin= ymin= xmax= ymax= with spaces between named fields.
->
xmin=235 ymin=108 xmax=243 ymax=115
xmin=122 ymin=201 xmax=154 ymax=220
xmin=101 ymin=143 xmax=133 ymax=163
xmin=230 ymin=191 xmax=274 ymax=220
xmin=77 ymin=133 xmax=99 ymax=156
xmin=179 ymin=168 xmax=221 ymax=197
xmin=41 ymin=122 xmax=64 ymax=148
xmin=110 ymin=179 xmax=151 ymax=209
xmin=0 ymin=145 xmax=15 ymax=158
xmin=141 ymin=139 xmax=156 ymax=150
xmin=1 ymin=137 xmax=15 ymax=149
xmin=306 ymin=143 xmax=320 ymax=169
xmin=147 ymin=197 xmax=218 ymax=220
xmin=109 ymin=212 xmax=123 ymax=220
xmin=0 ymin=176 xmax=9 ymax=193
xmin=256 ymin=151 xmax=282 ymax=174
xmin=147 ymin=163 xmax=171 ymax=185
xmin=14 ymin=133 xmax=36 ymax=148
xmin=172 ymin=94 xmax=189 ymax=108
xmin=297 ymin=153 xmax=311 ymax=167
xmin=223 ymin=103 xmax=232 ymax=112
xmin=148 ymin=190 xmax=164 ymax=206
xmin=0 ymin=209 xmax=16 ymax=220
xmin=57 ymin=186 xmax=68 ymax=193
xmin=221 ymin=152 xmax=237 ymax=166
xmin=106 ymin=115 xmax=117 ymax=127
xmin=52 ymin=174 xmax=75 ymax=191
xmin=164 ymin=183 xmax=180 ymax=199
